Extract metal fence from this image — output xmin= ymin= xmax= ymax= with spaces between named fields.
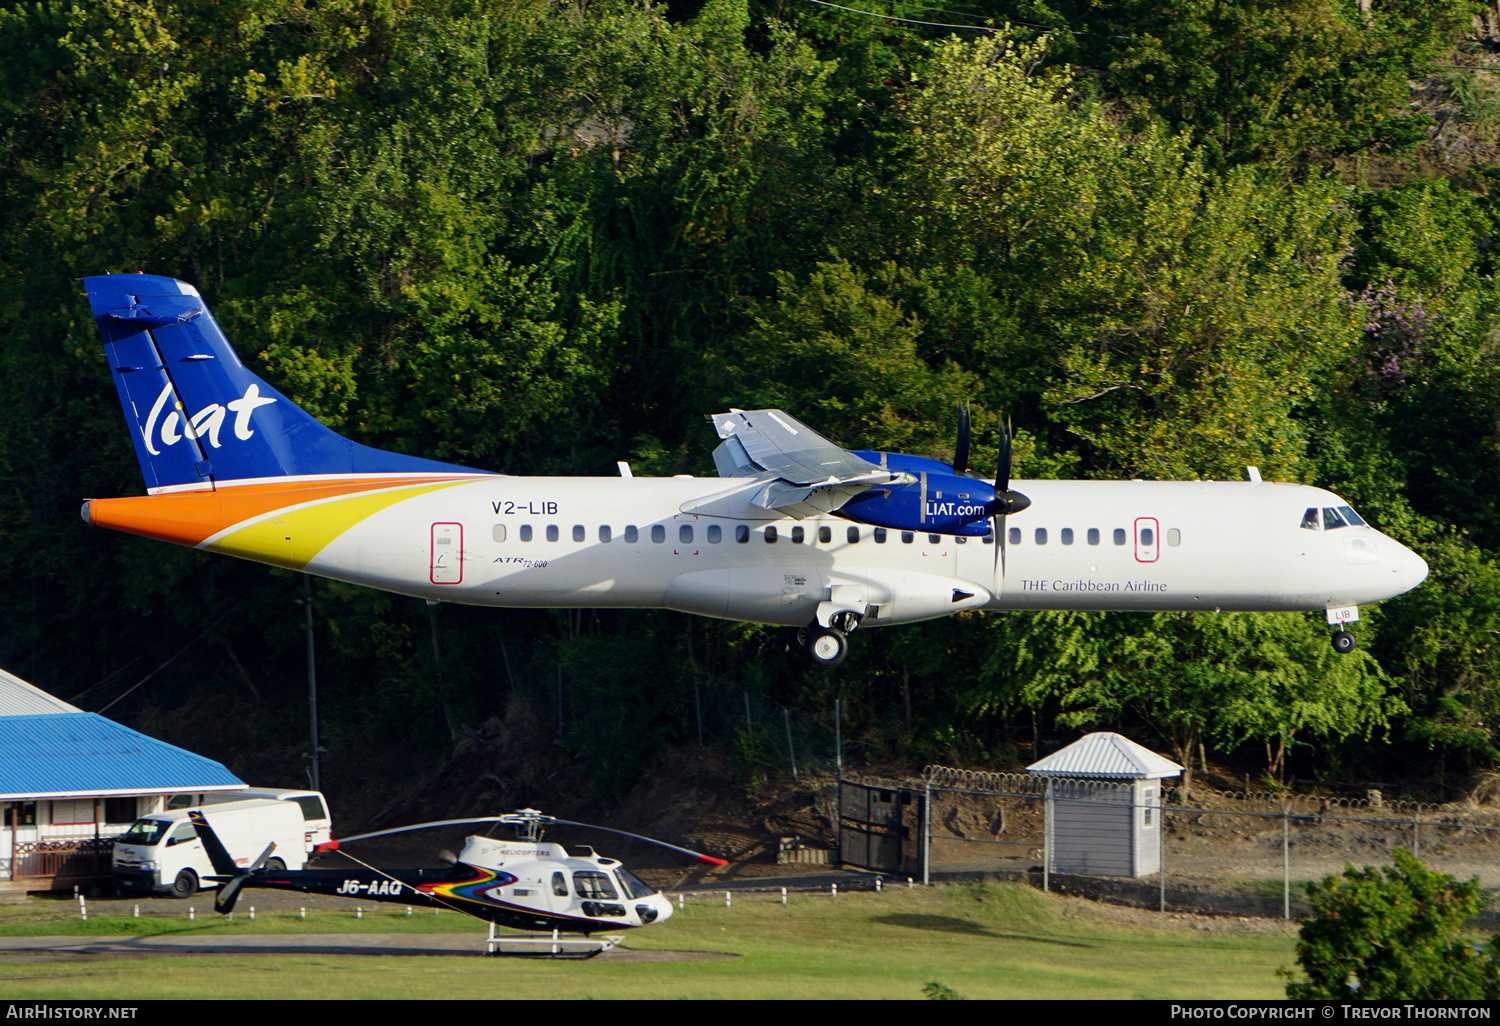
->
xmin=838 ymin=766 xmax=1500 ymax=920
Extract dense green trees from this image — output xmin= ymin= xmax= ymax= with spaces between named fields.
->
xmin=0 ymin=0 xmax=1497 ymax=798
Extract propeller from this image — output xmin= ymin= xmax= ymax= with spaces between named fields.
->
xmin=315 ymin=809 xmax=729 ymax=866
xmin=953 ymin=402 xmax=971 ymax=476
xmin=987 ymin=414 xmax=1030 ymax=578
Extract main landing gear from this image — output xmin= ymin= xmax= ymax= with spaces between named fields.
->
xmin=790 ymin=611 xmax=860 ymax=669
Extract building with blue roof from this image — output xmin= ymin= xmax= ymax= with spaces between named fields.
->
xmin=0 ymin=667 xmax=243 ymax=891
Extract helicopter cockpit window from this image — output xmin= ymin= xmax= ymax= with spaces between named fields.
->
xmin=552 ymin=871 xmax=568 ymax=897
xmin=1300 ymin=508 xmax=1319 ymax=531
xmin=573 ymin=871 xmax=619 ymax=900
xmin=615 ymin=868 xmax=657 ymax=899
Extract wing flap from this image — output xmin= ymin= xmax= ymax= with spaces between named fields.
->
xmin=710 ymin=409 xmax=887 ymax=483
xmin=702 ymin=409 xmax=904 ymax=519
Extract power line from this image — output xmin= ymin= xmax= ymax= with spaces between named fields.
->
xmin=796 ymin=0 xmax=998 ymax=33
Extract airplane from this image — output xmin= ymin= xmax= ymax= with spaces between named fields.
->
xmin=189 ymin=807 xmax=716 ymax=947
xmin=79 ymin=273 xmax=1429 ymax=667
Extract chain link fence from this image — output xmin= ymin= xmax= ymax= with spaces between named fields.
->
xmin=838 ymin=765 xmax=1500 ymax=920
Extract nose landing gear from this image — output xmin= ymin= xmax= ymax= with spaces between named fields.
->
xmin=1331 ymin=629 xmax=1356 ymax=654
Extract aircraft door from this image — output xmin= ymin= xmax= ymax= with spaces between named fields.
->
xmin=430 ymin=523 xmax=463 ymax=584
xmin=1134 ymin=517 xmax=1159 ymax=563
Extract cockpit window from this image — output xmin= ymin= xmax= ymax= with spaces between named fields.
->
xmin=1300 ymin=508 xmax=1319 ymax=531
xmin=1339 ymin=505 xmax=1367 ymax=527
xmin=1322 ymin=507 xmax=1348 ymax=530
xmin=614 ymin=869 xmax=657 ymax=899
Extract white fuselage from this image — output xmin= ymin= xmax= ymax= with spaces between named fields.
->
xmin=288 ymin=475 xmax=1426 ymax=627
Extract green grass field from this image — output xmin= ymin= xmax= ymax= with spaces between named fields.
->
xmin=0 ymin=884 xmax=1296 ymax=1000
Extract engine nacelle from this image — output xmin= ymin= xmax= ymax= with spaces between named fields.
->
xmin=841 ymin=451 xmax=994 ymax=536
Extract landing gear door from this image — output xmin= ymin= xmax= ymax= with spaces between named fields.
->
xmin=1134 ymin=517 xmax=1159 ymax=564
xmin=430 ymin=522 xmax=462 ymax=584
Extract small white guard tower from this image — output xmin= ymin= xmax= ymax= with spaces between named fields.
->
xmin=1027 ymin=732 xmax=1183 ymax=878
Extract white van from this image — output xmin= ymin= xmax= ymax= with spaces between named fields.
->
xmin=113 ymin=799 xmax=309 ymax=897
xmin=194 ymin=788 xmax=332 ymax=852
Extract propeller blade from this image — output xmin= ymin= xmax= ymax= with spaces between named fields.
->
xmin=953 ymin=402 xmax=971 ymax=475
xmin=548 ymin=819 xmax=728 ymax=866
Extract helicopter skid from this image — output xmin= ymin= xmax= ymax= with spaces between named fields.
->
xmin=484 ymin=925 xmax=623 ymax=959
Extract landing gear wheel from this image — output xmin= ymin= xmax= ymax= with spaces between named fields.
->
xmin=170 ymin=868 xmax=198 ymax=899
xmin=1331 ymin=630 xmax=1356 ymax=654
xmin=804 ymin=627 xmax=848 ymax=668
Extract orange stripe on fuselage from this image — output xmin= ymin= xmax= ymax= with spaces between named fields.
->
xmin=85 ymin=476 xmax=487 ymax=548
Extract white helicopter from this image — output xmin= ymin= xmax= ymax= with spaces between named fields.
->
xmin=189 ymin=807 xmax=722 ymax=949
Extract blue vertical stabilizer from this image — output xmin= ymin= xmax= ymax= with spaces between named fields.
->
xmin=84 ymin=274 xmax=484 ymax=491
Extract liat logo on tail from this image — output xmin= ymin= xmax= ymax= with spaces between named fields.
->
xmin=141 ymin=383 xmax=277 ymax=455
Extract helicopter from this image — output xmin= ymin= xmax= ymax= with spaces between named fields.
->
xmin=188 ymin=808 xmax=725 ymax=940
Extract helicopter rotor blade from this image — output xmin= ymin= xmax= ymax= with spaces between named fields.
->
xmin=547 ymin=819 xmax=728 ymax=865
xmin=316 ymin=812 xmax=728 ymax=866
xmin=314 ymin=817 xmax=515 ymax=851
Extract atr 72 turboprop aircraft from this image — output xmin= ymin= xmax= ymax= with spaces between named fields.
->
xmin=80 ymin=274 xmax=1428 ymax=666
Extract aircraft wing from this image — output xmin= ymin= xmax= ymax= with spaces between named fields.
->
xmin=705 ymin=409 xmax=904 ymax=519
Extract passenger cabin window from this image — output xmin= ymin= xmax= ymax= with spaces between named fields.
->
xmin=1009 ymin=527 xmax=1021 ymax=545
xmin=573 ymin=525 xmax=585 ymax=542
xmin=1113 ymin=528 xmax=1127 ymax=545
xmin=520 ymin=525 xmax=533 ymax=542
xmin=928 ymin=533 xmax=941 ymax=544
xmin=546 ymin=525 xmax=559 ymax=542
xmin=902 ymin=531 xmax=914 ymax=543
xmin=1088 ymin=528 xmax=1100 ymax=546
xmin=599 ymin=525 xmax=612 ymax=542
xmin=624 ymin=525 xmax=638 ymax=543
xmin=736 ymin=525 xmax=749 ymax=543
xmin=680 ymin=525 xmax=693 ymax=543
xmin=791 ymin=526 xmax=805 ymax=544
xmin=707 ymin=525 xmax=722 ymax=543
xmin=1139 ymin=527 xmax=1154 ymax=546
xmin=874 ymin=528 xmax=887 ymax=543
xmin=847 ymin=527 xmax=860 ymax=543
xmin=765 ymin=526 xmax=778 ymax=543
xmin=955 ymin=535 xmax=965 ymax=544
xmin=1167 ymin=528 xmax=1181 ymax=546
xmin=819 ymin=527 xmax=832 ymax=544
xmin=651 ymin=525 xmax=665 ymax=543
xmin=1035 ymin=528 xmax=1047 ymax=545
xmin=1061 ymin=528 xmax=1074 ymax=545
xmin=492 ymin=525 xmax=506 ymax=543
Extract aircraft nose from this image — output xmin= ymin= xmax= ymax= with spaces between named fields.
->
xmin=650 ymin=894 xmax=673 ymax=924
xmin=1400 ymin=544 xmax=1429 ymax=594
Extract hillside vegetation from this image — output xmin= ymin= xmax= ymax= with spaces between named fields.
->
xmin=1 ymin=0 xmax=1497 ymax=810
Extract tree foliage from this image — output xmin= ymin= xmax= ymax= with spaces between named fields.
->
xmin=1286 ymin=849 xmax=1500 ymax=1000
xmin=0 ymin=0 xmax=1494 ymax=796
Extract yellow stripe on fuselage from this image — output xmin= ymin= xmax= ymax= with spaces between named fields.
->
xmin=204 ymin=480 xmax=473 ymax=570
